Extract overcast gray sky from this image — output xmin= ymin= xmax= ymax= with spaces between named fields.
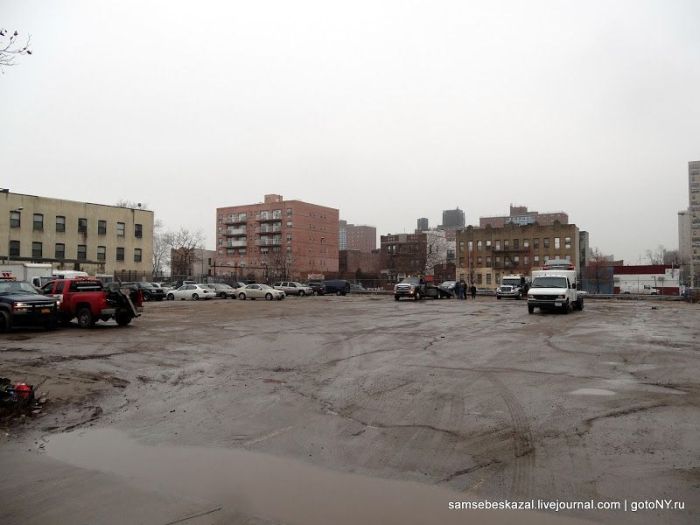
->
xmin=1 ymin=0 xmax=698 ymax=262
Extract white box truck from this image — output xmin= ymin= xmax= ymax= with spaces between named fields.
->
xmin=0 ymin=263 xmax=53 ymax=288
xmin=527 ymin=267 xmax=583 ymax=314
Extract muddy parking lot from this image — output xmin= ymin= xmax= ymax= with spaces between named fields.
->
xmin=1 ymin=296 xmax=698 ymax=524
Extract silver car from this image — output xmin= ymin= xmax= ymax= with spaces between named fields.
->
xmin=237 ymin=284 xmax=286 ymax=301
xmin=273 ymin=281 xmax=313 ymax=296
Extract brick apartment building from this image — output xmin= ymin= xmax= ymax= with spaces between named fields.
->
xmin=215 ymin=194 xmax=339 ymax=281
xmin=339 ymin=249 xmax=381 ymax=277
xmin=339 ymin=221 xmax=377 ymax=252
xmin=456 ymin=221 xmax=580 ymax=289
xmin=480 ymin=205 xmax=569 ymax=228
xmin=379 ymin=233 xmax=428 ymax=282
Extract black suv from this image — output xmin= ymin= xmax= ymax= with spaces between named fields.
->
xmin=123 ymin=282 xmax=165 ymax=301
xmin=0 ymin=280 xmax=58 ymax=331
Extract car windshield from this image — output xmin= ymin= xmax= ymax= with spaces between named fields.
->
xmin=0 ymin=281 xmax=40 ymax=295
xmin=400 ymin=278 xmax=420 ymax=285
xmin=218 ymin=284 xmax=232 ymax=290
xmin=259 ymin=284 xmax=273 ymax=290
xmin=502 ymin=279 xmax=521 ymax=286
xmin=531 ymin=277 xmax=568 ymax=289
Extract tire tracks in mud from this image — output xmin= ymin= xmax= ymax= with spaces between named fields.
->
xmin=482 ymin=372 xmax=535 ymax=500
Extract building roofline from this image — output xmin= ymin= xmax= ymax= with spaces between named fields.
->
xmin=1 ymin=191 xmax=154 ymax=213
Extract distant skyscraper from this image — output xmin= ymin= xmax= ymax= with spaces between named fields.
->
xmin=339 ymin=220 xmax=348 ymax=250
xmin=417 ymin=217 xmax=429 ymax=231
xmin=688 ymin=161 xmax=700 ymax=285
xmin=441 ymin=208 xmax=465 ymax=229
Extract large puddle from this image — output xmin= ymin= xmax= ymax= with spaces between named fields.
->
xmin=47 ymin=428 xmax=591 ymax=525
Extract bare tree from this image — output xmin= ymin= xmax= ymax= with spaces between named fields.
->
xmin=584 ymin=247 xmax=612 ymax=294
xmin=645 ymin=245 xmax=667 ymax=265
xmin=0 ymin=29 xmax=31 ymax=71
xmin=167 ymin=228 xmax=204 ymax=278
xmin=152 ymin=219 xmax=169 ymax=277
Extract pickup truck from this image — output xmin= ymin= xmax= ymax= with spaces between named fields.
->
xmin=394 ymin=277 xmax=452 ymax=301
xmin=0 ymin=275 xmax=58 ymax=331
xmin=40 ymin=278 xmax=143 ymax=328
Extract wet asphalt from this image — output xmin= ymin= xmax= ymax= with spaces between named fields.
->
xmin=0 ymin=295 xmax=698 ymax=524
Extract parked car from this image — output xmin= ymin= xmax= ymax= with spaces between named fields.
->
xmin=350 ymin=283 xmax=367 ymax=292
xmin=438 ymin=281 xmax=456 ymax=296
xmin=306 ymin=281 xmax=326 ymax=295
xmin=0 ymin=277 xmax=58 ymax=331
xmin=123 ymin=281 xmax=166 ymax=301
xmin=152 ymin=282 xmax=173 ymax=293
xmin=166 ymin=284 xmax=215 ymax=301
xmin=207 ymin=283 xmax=237 ymax=299
xmin=237 ymin=284 xmax=285 ymax=301
xmin=273 ymin=281 xmax=314 ymax=296
xmin=323 ymin=279 xmax=351 ymax=296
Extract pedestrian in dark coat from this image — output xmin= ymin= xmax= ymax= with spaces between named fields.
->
xmin=470 ymin=284 xmax=477 ymax=299
xmin=454 ymin=280 xmax=462 ymax=299
xmin=459 ymin=279 xmax=467 ymax=300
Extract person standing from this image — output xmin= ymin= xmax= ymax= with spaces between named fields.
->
xmin=454 ymin=280 xmax=462 ymax=300
xmin=459 ymin=278 xmax=467 ymax=300
xmin=470 ymin=283 xmax=477 ymax=300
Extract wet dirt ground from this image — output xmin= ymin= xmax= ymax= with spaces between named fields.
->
xmin=0 ymin=296 xmax=698 ymax=524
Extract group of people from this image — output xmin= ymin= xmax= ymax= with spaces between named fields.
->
xmin=454 ymin=279 xmax=477 ymax=300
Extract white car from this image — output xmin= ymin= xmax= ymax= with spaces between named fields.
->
xmin=237 ymin=284 xmax=285 ymax=301
xmin=273 ymin=281 xmax=314 ymax=296
xmin=166 ymin=284 xmax=215 ymax=301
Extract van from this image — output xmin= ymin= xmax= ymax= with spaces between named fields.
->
xmin=323 ymin=279 xmax=351 ymax=296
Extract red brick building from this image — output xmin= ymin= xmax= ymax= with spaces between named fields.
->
xmin=343 ymin=223 xmax=377 ymax=253
xmin=380 ymin=233 xmax=428 ymax=282
xmin=215 ymin=194 xmax=338 ymax=281
xmin=339 ymin=249 xmax=381 ymax=277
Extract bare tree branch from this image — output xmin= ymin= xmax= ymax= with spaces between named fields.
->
xmin=0 ymin=29 xmax=32 ymax=71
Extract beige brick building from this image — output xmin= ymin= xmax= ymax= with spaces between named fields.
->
xmin=0 ymin=190 xmax=154 ymax=278
xmin=456 ymin=222 xmax=580 ymax=289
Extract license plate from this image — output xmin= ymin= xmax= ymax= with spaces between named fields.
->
xmin=555 ymin=302 xmax=562 ymax=306
xmin=41 ymin=308 xmax=51 ymax=314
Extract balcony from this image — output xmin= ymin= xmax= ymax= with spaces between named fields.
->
xmin=258 ymin=211 xmax=282 ymax=222
xmin=227 ymin=239 xmax=248 ymax=248
xmin=224 ymin=214 xmax=247 ymax=225
xmin=257 ymin=225 xmax=282 ymax=234
xmin=225 ymin=227 xmax=247 ymax=236
xmin=256 ymin=237 xmax=282 ymax=246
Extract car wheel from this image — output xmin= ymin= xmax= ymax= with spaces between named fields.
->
xmin=77 ymin=307 xmax=94 ymax=328
xmin=0 ymin=310 xmax=10 ymax=332
xmin=167 ymin=293 xmax=175 ymax=301
xmin=496 ymin=295 xmax=501 ymax=300
xmin=394 ymin=295 xmax=400 ymax=301
xmin=414 ymin=291 xmax=421 ymax=301
xmin=192 ymin=293 xmax=199 ymax=301
xmin=116 ymin=311 xmax=132 ymax=326
xmin=265 ymin=293 xmax=273 ymax=301
xmin=298 ymin=290 xmax=305 ymax=297
xmin=239 ymin=293 xmax=246 ymax=300
xmin=528 ymin=305 xmax=535 ymax=314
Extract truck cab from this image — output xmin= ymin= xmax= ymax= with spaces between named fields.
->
xmin=496 ymin=274 xmax=530 ymax=300
xmin=527 ymin=267 xmax=583 ymax=314
xmin=0 ymin=273 xmax=58 ymax=331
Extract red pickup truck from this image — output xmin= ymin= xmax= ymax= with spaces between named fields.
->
xmin=40 ymin=278 xmax=143 ymax=328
